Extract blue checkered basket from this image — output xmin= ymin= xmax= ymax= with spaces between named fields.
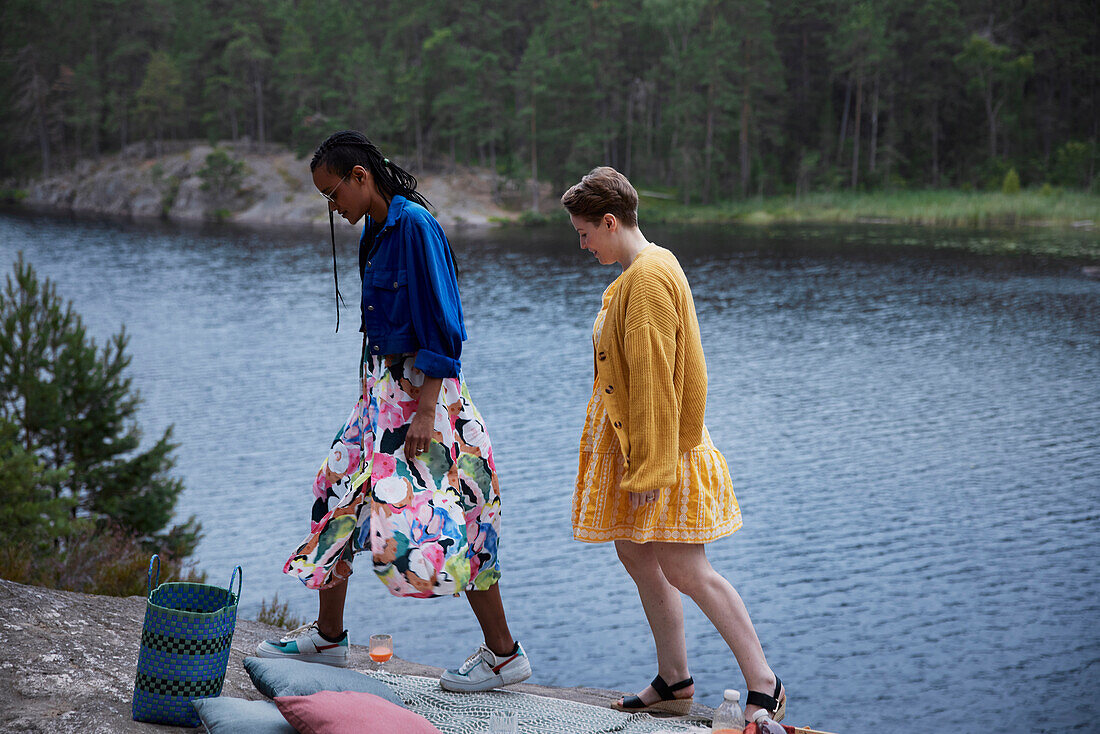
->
xmin=131 ymin=555 xmax=242 ymax=726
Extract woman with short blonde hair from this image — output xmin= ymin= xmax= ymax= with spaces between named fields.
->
xmin=562 ymin=166 xmax=786 ymax=726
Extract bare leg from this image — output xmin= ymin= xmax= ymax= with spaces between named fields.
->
xmin=317 ymin=578 xmax=348 ymax=639
xmin=614 ymin=540 xmax=695 ymax=705
xmin=653 ymin=542 xmax=782 ymax=720
xmin=465 ymin=583 xmax=516 ymax=656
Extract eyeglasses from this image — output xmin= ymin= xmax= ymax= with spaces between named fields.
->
xmin=319 ymin=174 xmax=349 ymax=204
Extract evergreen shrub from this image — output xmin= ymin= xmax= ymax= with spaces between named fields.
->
xmin=0 ymin=255 xmax=201 ymax=594
xmin=199 ymin=148 xmax=246 ymax=203
xmin=1052 ymin=141 xmax=1095 ymax=189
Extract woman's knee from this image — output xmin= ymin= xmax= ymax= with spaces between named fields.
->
xmin=615 ymin=540 xmax=656 ymax=575
xmin=658 ymin=565 xmax=698 ymax=595
xmin=656 ymin=549 xmax=714 ymax=596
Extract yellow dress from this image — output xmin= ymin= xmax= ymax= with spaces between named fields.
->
xmin=572 ymin=276 xmax=743 ymax=544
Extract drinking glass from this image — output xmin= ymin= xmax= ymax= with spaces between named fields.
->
xmin=368 ymin=633 xmax=393 ymax=671
xmin=488 ymin=710 xmax=518 ymax=734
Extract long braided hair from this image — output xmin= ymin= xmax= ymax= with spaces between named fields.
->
xmin=311 ymin=130 xmax=432 ymax=209
xmin=311 ymin=130 xmax=453 ymax=331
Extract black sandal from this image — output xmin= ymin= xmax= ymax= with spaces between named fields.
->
xmin=610 ymin=674 xmax=694 ymax=716
xmin=747 ymin=676 xmax=786 ymax=723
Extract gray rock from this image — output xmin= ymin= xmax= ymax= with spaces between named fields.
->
xmin=0 ymin=578 xmax=713 ymax=732
xmin=0 ymin=577 xmax=269 ymax=732
xmin=18 ymin=142 xmax=558 ymax=228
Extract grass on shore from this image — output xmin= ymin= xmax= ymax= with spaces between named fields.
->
xmin=0 ymin=526 xmax=205 ymax=597
xmin=254 ymin=593 xmax=307 ymax=630
xmin=638 ymin=188 xmax=1100 ymax=228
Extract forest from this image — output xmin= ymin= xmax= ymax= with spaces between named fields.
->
xmin=1 ymin=0 xmax=1097 ymax=203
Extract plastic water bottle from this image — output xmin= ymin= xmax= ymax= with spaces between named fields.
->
xmin=711 ymin=689 xmax=747 ymax=733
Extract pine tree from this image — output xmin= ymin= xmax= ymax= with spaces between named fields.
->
xmin=0 ymin=253 xmax=200 ymax=561
xmin=0 ymin=417 xmax=75 ymax=552
xmin=134 ymin=50 xmax=185 ymax=147
xmin=955 ymin=34 xmax=1034 ymax=162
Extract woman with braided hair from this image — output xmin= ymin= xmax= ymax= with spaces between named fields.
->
xmin=257 ymin=130 xmax=532 ymax=692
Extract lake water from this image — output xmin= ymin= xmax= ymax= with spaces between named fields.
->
xmin=2 ymin=211 xmax=1098 ymax=733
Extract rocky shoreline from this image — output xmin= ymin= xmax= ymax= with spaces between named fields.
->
xmin=14 ymin=141 xmax=557 ymax=229
xmin=0 ymin=578 xmax=715 ymax=732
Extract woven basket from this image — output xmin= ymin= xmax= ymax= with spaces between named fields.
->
xmin=131 ymin=555 xmax=242 ymax=726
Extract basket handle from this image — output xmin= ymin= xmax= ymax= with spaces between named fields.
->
xmin=147 ymin=554 xmax=160 ymax=597
xmin=229 ymin=565 xmax=243 ymax=602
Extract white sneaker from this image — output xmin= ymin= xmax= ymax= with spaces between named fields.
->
xmin=255 ymin=622 xmax=350 ymax=667
xmin=439 ymin=642 xmax=532 ymax=692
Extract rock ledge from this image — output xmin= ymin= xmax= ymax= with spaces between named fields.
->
xmin=0 ymin=578 xmax=712 ymax=732
xmin=18 ymin=141 xmax=557 ymax=228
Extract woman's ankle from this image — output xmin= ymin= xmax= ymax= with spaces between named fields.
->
xmin=317 ymin=626 xmax=346 ymax=643
xmin=744 ymin=672 xmax=783 ymax=719
xmin=316 ymin=620 xmax=345 ymax=640
xmin=672 ymin=680 xmax=695 ymax=699
xmin=486 ymin=638 xmax=517 ymax=658
xmin=747 ymin=670 xmax=778 ymax=696
xmin=657 ymin=671 xmax=694 ymax=697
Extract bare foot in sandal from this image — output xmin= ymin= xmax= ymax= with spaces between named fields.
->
xmin=744 ymin=673 xmax=786 ymax=723
xmin=611 ymin=674 xmax=695 ymax=715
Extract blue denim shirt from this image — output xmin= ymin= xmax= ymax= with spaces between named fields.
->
xmin=359 ymin=196 xmax=466 ymax=378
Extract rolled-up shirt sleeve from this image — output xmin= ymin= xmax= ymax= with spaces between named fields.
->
xmin=404 ymin=213 xmax=465 ymax=378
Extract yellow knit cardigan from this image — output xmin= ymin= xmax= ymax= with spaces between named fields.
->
xmin=594 ymin=245 xmax=708 ymax=494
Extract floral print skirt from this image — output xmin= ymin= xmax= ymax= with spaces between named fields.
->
xmin=283 ymin=352 xmax=502 ymax=598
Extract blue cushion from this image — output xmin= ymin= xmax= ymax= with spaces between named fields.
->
xmin=243 ymin=656 xmax=405 ymax=708
xmin=190 ymin=697 xmax=296 ymax=734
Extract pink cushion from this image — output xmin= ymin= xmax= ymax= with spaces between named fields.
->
xmin=274 ymin=690 xmax=440 ymax=734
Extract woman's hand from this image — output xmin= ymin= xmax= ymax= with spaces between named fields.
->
xmin=629 ymin=487 xmax=662 ymax=509
xmin=404 ymin=411 xmax=434 ymax=460
xmin=405 ymin=374 xmax=444 ymax=461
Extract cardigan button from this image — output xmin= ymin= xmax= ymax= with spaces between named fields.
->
xmin=372 ymin=345 xmax=380 ymax=352
xmin=598 ymin=351 xmax=606 ymax=360
xmin=367 ymin=260 xmax=372 ymax=268
xmin=605 ymin=385 xmax=614 ymax=394
xmin=367 ymin=305 xmax=374 ymax=311
xmin=614 ymin=421 xmax=622 ymax=428
xmin=393 ymin=281 xmax=399 ymax=288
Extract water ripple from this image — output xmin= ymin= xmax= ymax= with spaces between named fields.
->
xmin=2 ymin=214 xmax=1098 ymax=732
